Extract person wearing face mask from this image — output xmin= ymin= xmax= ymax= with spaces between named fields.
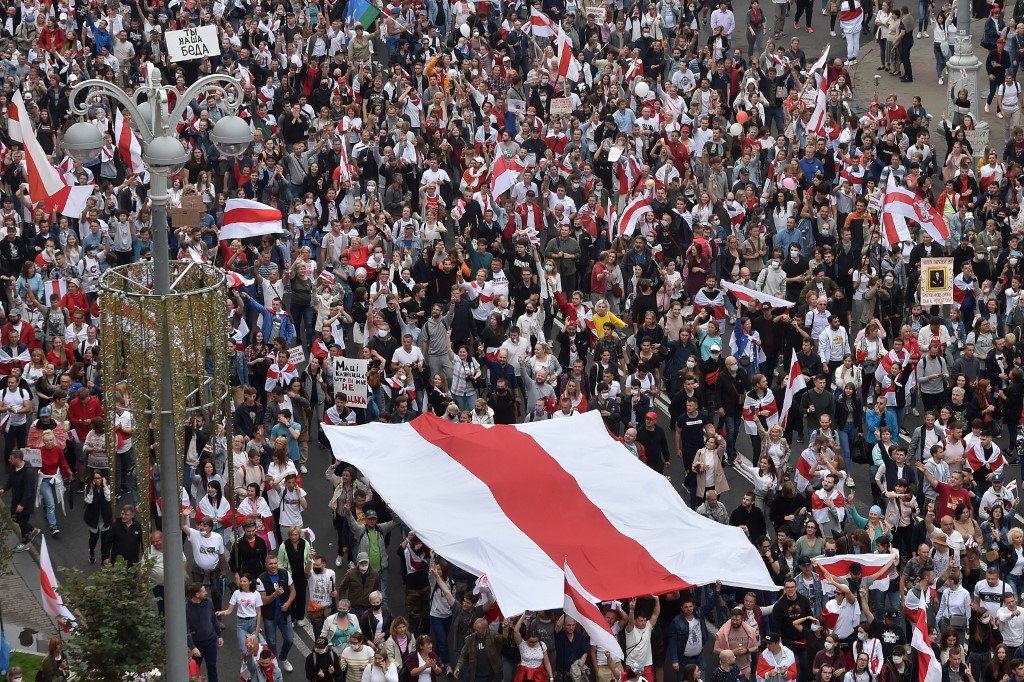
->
xmin=339 ymin=553 xmax=382 ymax=619
xmin=813 ymin=635 xmax=846 ymax=680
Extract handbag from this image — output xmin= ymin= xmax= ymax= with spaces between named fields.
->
xmin=612 ymin=283 xmax=624 ymax=298
xmin=985 ymin=548 xmax=1001 ymax=562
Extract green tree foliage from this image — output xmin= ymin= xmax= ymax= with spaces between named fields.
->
xmin=60 ymin=558 xmax=166 ymax=681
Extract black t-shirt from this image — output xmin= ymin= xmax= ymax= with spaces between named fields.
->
xmin=774 ymin=594 xmax=813 ymax=647
xmin=869 ymin=619 xmax=906 ymax=659
xmin=674 ymin=410 xmax=709 ymax=468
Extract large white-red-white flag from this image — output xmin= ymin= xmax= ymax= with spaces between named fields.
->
xmin=882 ymin=186 xmax=950 ymax=246
xmin=554 ymin=25 xmax=580 ymax=81
xmin=220 ymin=198 xmax=283 ymax=240
xmin=618 ymin=194 xmax=651 ymax=238
xmin=40 ymin=537 xmax=76 ymax=630
xmin=323 ymin=412 xmax=778 ymax=612
xmin=563 ymin=561 xmax=623 ymax=662
xmin=9 ymin=92 xmax=93 ymax=218
xmin=742 ymin=391 xmax=778 ymax=435
xmin=490 ymin=155 xmax=517 ymax=198
xmin=722 ymin=281 xmax=795 ymax=310
xmin=529 ymin=7 xmax=557 ymax=36
xmin=114 ymin=108 xmax=146 ymax=175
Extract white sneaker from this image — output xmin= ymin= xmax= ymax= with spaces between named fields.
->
xmin=13 ymin=544 xmax=28 ymax=553
xmin=999 ymin=112 xmax=1005 ymax=118
xmin=299 ymin=465 xmax=308 ymax=474
xmin=335 ymin=556 xmax=343 ymax=567
xmin=831 ymin=30 xmax=836 ymax=35
xmin=822 ymin=7 xmax=827 ymax=13
xmin=295 ymin=619 xmax=307 ymax=627
xmin=985 ymin=103 xmax=991 ymax=112
xmin=938 ymin=77 xmax=944 ymax=84
xmin=281 ymin=661 xmax=294 ymax=673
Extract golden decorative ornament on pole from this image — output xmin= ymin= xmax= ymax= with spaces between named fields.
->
xmin=99 ymin=260 xmax=234 ymax=544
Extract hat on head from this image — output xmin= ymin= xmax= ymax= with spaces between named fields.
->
xmin=998 ymin=36 xmax=1007 ymax=42
xmin=710 ymin=344 xmax=721 ymax=352
xmin=645 ymin=411 xmax=658 ymax=420
xmin=38 ymin=406 xmax=51 ymax=417
xmin=993 ymin=7 xmax=1002 ymax=13
xmin=994 ymin=474 xmax=1004 ymax=483
xmin=797 ymin=556 xmax=812 ymax=566
xmin=356 ymin=552 xmax=369 ymax=564
xmin=365 ymin=510 xmax=378 ymax=520
xmin=884 ymin=609 xmax=900 ymax=619
xmin=870 ymin=505 xmax=882 ymax=516
xmin=315 ymin=637 xmax=329 ymax=653
xmin=932 ymin=531 xmax=948 ymax=545
xmin=765 ymin=632 xmax=781 ymax=643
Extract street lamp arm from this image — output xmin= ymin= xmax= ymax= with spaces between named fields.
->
xmin=66 ymin=74 xmax=245 ymax=145
xmin=68 ymin=78 xmax=154 ymax=139
xmin=166 ymin=74 xmax=245 ymax=135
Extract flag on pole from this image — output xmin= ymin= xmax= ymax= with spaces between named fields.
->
xmin=905 ymin=595 xmax=943 ymax=682
xmin=529 ymin=7 xmax=557 ymax=36
xmin=812 ymin=553 xmax=892 ymax=580
xmin=809 ymin=44 xmax=831 ymax=74
xmin=114 ymin=108 xmax=146 ymax=175
xmin=618 ymin=194 xmax=651 ymax=238
xmin=806 ymin=75 xmax=828 ymax=137
xmin=490 ymin=155 xmax=517 ymax=198
xmin=40 ymin=536 xmax=76 ymax=631
xmin=779 ymin=350 xmax=807 ymax=429
xmin=563 ymin=561 xmax=623 ymax=662
xmin=43 ymin=278 xmax=67 ymax=304
xmin=347 ymin=0 xmax=381 ymax=26
xmin=8 ymin=92 xmax=93 ymax=218
xmin=554 ymin=25 xmax=580 ymax=80
xmin=337 ymin=141 xmax=353 ymax=183
xmin=881 ymin=186 xmax=950 ymax=246
xmin=220 ymin=198 xmax=283 ymax=240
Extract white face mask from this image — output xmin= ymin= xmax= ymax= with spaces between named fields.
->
xmin=824 ymin=643 xmax=834 ymax=651
xmin=857 ymin=632 xmax=867 ymax=642
xmin=687 ymin=360 xmax=697 ymax=368
xmin=771 ymin=261 xmax=781 ymax=270
xmin=892 ymin=657 xmax=903 ymax=665
xmin=790 ymin=249 xmax=800 ymax=257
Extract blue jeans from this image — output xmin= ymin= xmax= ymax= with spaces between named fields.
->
xmin=934 ymin=42 xmax=947 ymax=78
xmin=39 ymin=477 xmax=59 ymax=531
xmin=195 ymin=636 xmax=219 ymax=682
xmin=431 ymin=615 xmax=452 ymax=665
xmin=380 ymin=565 xmax=390 ymax=607
xmin=838 ymin=421 xmax=860 ymax=472
xmin=874 ymin=586 xmax=900 ymax=617
xmin=724 ymin=414 xmax=740 ymax=464
xmin=887 ymin=406 xmax=906 ymax=431
xmin=117 ymin=447 xmax=138 ymax=505
xmin=453 ymin=392 xmax=477 ymax=413
xmin=236 ymin=615 xmax=258 ymax=652
xmin=918 ymin=0 xmax=929 ymax=31
xmin=263 ymin=612 xmax=294 ymax=662
xmin=290 ymin=301 xmax=315 ymax=346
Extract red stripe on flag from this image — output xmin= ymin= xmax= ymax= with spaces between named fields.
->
xmin=223 ymin=206 xmax=281 ymax=225
xmin=408 ymin=418 xmax=691 ymax=598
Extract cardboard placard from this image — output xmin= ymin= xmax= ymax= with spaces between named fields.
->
xmin=166 ymin=25 xmax=222 ymax=63
xmin=965 ymin=128 xmax=990 ymax=157
xmin=288 ymin=345 xmax=306 ymax=367
xmin=334 ymin=357 xmax=369 ymax=408
xmin=169 ymin=193 xmax=207 ymax=228
xmin=550 ymin=97 xmax=573 ymax=116
xmin=22 ymin=448 xmax=41 ymax=468
xmin=507 ymin=98 xmax=527 ymax=116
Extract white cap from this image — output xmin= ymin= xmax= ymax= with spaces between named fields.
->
xmin=59 ymin=12 xmax=67 ymax=19
xmin=710 ymin=344 xmax=721 ymax=352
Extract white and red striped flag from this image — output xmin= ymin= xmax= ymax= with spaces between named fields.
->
xmin=40 ymin=537 xmax=76 ymax=631
xmin=881 ymin=186 xmax=950 ymax=246
xmin=490 ymin=155 xmax=517 ymax=198
xmin=9 ymin=92 xmax=93 ymax=218
xmin=812 ymin=553 xmax=893 ymax=580
xmin=225 ymin=271 xmax=254 ymax=289
xmin=780 ymin=350 xmax=807 ymax=430
xmin=807 ymin=75 xmax=828 ymax=137
xmin=114 ymin=108 xmax=146 ymax=175
xmin=554 ymin=25 xmax=580 ymax=81
xmin=741 ymin=392 xmax=778 ymax=435
xmin=337 ymin=142 xmax=353 ymax=183
xmin=563 ymin=561 xmax=623 ymax=662
xmin=618 ymin=194 xmax=651 ymax=238
xmin=529 ymin=7 xmax=556 ymax=36
xmin=906 ymin=591 xmax=943 ymax=682
xmin=43 ymin=278 xmax=67 ymax=304
xmin=694 ymin=288 xmax=727 ymax=321
xmin=809 ymin=43 xmax=831 ymax=74
xmin=966 ymin=440 xmax=1006 ymax=475
xmin=606 ymin=199 xmax=617 ymax=243
xmin=220 ymin=198 xmax=283 ymax=240
xmin=722 ymin=281 xmax=795 ymax=310
xmin=322 ymin=412 xmax=778 ymax=612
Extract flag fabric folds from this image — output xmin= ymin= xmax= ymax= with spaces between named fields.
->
xmin=40 ymin=537 xmax=76 ymax=630
xmin=323 ymin=412 xmax=778 ymax=613
xmin=348 ymin=0 xmax=381 ymax=26
xmin=881 ymin=186 xmax=950 ymax=246
xmin=563 ymin=561 xmax=623 ymax=662
xmin=220 ymin=198 xmax=283 ymax=240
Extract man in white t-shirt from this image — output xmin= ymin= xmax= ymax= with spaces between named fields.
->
xmin=182 ymin=514 xmax=227 ymax=611
xmin=306 ymin=554 xmax=337 ymax=635
xmin=997 ymin=71 xmax=1022 ymax=134
xmin=0 ymin=374 xmax=32 ymax=458
xmin=624 ymin=597 xmax=661 ymax=679
xmin=278 ymin=474 xmax=308 ymax=528
xmin=392 ymin=334 xmax=426 ymax=371
xmin=974 ymin=566 xmax=1007 ymax=619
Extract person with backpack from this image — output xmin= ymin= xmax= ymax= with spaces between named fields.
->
xmin=997 ymin=71 xmax=1023 ymax=135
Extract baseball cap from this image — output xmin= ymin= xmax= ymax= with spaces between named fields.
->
xmin=315 ymin=637 xmax=329 ymax=653
xmin=645 ymin=411 xmax=658 ymax=420
xmin=356 ymin=552 xmax=369 ymax=564
xmin=994 ymin=474 xmax=1004 ymax=483
xmin=765 ymin=632 xmax=781 ymax=643
xmin=38 ymin=406 xmax=51 ymax=417
xmin=710 ymin=343 xmax=721 ymax=352
xmin=797 ymin=556 xmax=812 ymax=566
xmin=365 ymin=510 xmax=378 ymax=520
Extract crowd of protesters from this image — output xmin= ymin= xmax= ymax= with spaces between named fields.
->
xmin=6 ymin=0 xmax=1024 ymax=679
